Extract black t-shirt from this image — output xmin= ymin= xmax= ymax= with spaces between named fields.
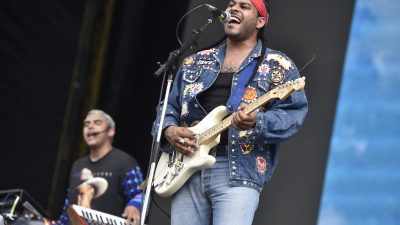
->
xmin=68 ymin=148 xmax=138 ymax=216
xmin=197 ymin=72 xmax=234 ymax=145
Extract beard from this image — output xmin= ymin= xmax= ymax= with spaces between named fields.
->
xmin=224 ymin=18 xmax=259 ymax=42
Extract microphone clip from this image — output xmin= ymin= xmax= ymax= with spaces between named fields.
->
xmin=205 ymin=4 xmax=231 ymax=23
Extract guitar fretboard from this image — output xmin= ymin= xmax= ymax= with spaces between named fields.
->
xmin=196 ymin=77 xmax=305 ymax=144
xmin=197 ymin=92 xmax=273 ymax=144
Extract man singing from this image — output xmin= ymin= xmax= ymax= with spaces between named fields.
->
xmin=152 ymin=0 xmax=308 ymax=224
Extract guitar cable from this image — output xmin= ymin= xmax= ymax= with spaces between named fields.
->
xmin=150 ymin=192 xmax=171 ymax=220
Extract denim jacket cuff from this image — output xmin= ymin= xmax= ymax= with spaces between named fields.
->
xmin=159 ymin=122 xmax=177 ymax=153
xmin=246 ymin=111 xmax=265 ymax=144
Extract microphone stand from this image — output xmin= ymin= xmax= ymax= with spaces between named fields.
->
xmin=140 ymin=16 xmax=218 ymax=225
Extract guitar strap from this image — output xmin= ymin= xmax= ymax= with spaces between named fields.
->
xmin=225 ymin=59 xmax=258 ymax=114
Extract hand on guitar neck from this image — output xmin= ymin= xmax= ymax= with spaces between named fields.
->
xmin=164 ymin=102 xmax=256 ymax=156
xmin=164 ymin=126 xmax=198 ymax=156
xmin=232 ymin=103 xmax=257 ymax=130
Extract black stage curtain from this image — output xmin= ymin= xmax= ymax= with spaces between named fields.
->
xmin=0 ymin=0 xmax=189 ymax=219
xmin=0 ymin=0 xmax=85 ymax=214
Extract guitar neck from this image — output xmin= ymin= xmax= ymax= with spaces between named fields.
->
xmin=198 ymin=92 xmax=273 ymax=144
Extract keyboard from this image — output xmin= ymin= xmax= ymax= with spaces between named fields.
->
xmin=68 ymin=204 xmax=127 ymax=225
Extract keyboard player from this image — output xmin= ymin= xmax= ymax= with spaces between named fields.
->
xmin=56 ymin=110 xmax=143 ymax=225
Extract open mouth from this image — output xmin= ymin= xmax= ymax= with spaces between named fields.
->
xmin=229 ymin=15 xmax=241 ymax=24
xmin=87 ymin=131 xmax=97 ymax=139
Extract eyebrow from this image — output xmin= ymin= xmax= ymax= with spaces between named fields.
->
xmin=83 ymin=119 xmax=103 ymax=125
xmin=229 ymin=1 xmax=253 ymax=8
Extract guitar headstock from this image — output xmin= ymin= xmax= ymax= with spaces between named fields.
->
xmin=270 ymin=77 xmax=306 ymax=100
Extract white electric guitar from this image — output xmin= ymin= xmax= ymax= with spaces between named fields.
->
xmin=153 ymin=77 xmax=306 ymax=197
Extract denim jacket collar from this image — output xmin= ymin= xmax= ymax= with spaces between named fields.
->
xmin=212 ymin=39 xmax=263 ymax=71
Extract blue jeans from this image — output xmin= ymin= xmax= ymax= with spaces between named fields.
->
xmin=171 ymin=156 xmax=260 ymax=225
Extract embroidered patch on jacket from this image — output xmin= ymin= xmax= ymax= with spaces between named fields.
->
xmin=269 ymin=67 xmax=285 ymax=83
xmin=181 ymin=102 xmax=189 ymax=116
xmin=242 ymin=87 xmax=257 ymax=102
xmin=266 ymin=53 xmax=292 ymax=70
xmin=240 ymin=144 xmax=254 ymax=155
xmin=183 ymin=70 xmax=201 ymax=83
xmin=198 ymin=48 xmax=216 ymax=55
xmin=196 ymin=58 xmax=215 ymax=70
xmin=183 ymin=83 xmax=204 ymax=97
xmin=197 ymin=59 xmax=214 ymax=66
xmin=183 ymin=56 xmax=195 ymax=66
xmin=239 ymin=130 xmax=248 ymax=138
xmin=256 ymin=156 xmax=267 ymax=174
xmin=257 ymin=63 xmax=270 ymax=76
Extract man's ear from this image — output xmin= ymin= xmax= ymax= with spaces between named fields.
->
xmin=107 ymin=127 xmax=115 ymax=138
xmin=256 ymin=16 xmax=266 ymax=29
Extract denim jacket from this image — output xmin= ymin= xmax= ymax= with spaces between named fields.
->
xmin=152 ymin=39 xmax=308 ymax=192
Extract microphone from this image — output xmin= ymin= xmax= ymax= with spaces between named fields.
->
xmin=92 ymin=127 xmax=110 ymax=136
xmin=205 ymin=4 xmax=231 ymax=23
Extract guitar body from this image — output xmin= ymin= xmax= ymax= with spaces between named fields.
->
xmin=154 ymin=106 xmax=229 ymax=197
